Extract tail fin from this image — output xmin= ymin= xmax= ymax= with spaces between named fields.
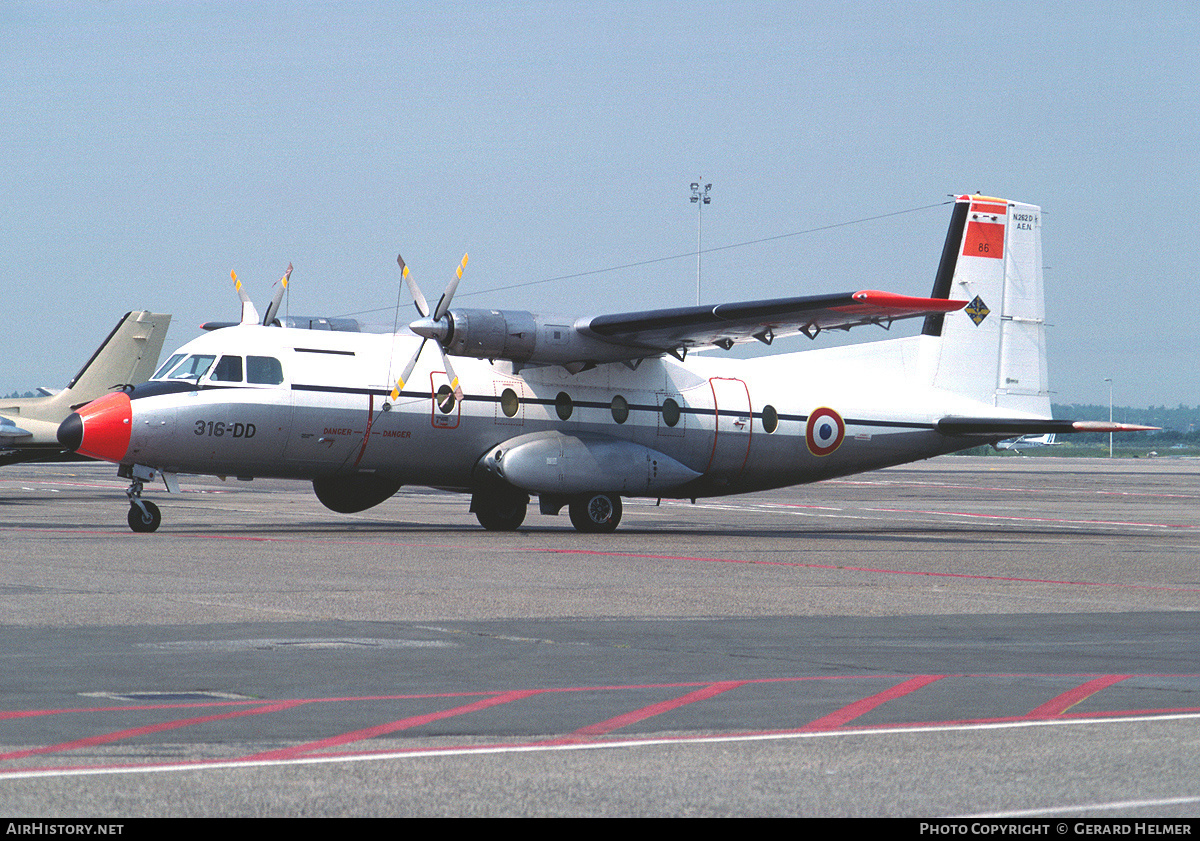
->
xmin=40 ymin=311 xmax=171 ymax=417
xmin=922 ymin=195 xmax=1050 ymax=416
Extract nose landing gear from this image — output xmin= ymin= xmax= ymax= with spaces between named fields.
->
xmin=127 ymin=495 xmax=162 ymax=533
xmin=120 ymin=464 xmax=171 ymax=533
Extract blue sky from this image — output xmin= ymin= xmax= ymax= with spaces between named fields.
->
xmin=3 ymin=1 xmax=1196 ymax=407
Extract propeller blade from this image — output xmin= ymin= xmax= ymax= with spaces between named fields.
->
xmin=433 ymin=253 xmax=467 ymax=321
xmin=390 ymin=337 xmax=427 ymax=401
xmin=437 ymin=346 xmax=464 ymax=405
xmin=261 ymin=263 xmax=293 ymax=327
xmin=398 ymin=254 xmax=430 ymax=317
xmin=232 ymin=270 xmax=260 ymax=325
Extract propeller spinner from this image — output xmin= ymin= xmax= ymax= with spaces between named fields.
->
xmin=390 ymin=253 xmax=467 ymax=409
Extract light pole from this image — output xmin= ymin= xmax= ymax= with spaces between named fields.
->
xmin=690 ymin=181 xmax=711 ymax=305
xmin=1104 ymin=377 xmax=1114 ymax=458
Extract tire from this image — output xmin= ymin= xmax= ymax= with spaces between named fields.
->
xmin=474 ymin=490 xmax=528 ymax=531
xmin=568 ymin=493 xmax=622 ymax=533
xmin=127 ymin=500 xmax=162 ymax=533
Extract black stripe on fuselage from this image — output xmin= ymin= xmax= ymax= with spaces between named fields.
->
xmin=288 ymin=384 xmax=937 ymax=431
xmin=294 ymin=347 xmax=357 ymax=356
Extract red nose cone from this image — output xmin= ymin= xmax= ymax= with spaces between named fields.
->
xmin=67 ymin=391 xmax=133 ymax=463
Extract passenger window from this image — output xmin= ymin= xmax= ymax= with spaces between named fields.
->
xmin=555 ymin=391 xmax=573 ymax=421
xmin=211 ymin=355 xmax=243 ymax=382
xmin=661 ymin=398 xmax=681 ymax=427
xmin=247 ymin=356 xmax=284 ymax=385
xmin=762 ymin=404 xmax=779 ymax=433
xmin=611 ymin=395 xmax=629 ymax=424
xmin=500 ymin=388 xmax=520 ymax=418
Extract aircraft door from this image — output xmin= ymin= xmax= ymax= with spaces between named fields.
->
xmin=705 ymin=377 xmax=751 ymax=477
xmin=282 ymin=348 xmax=372 ymax=472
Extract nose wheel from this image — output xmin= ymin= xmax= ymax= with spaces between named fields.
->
xmin=127 ymin=499 xmax=162 ymax=533
xmin=125 ymin=473 xmax=162 ymax=533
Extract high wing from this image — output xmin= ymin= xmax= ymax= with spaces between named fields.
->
xmin=583 ymin=290 xmax=967 ymax=353
xmin=403 ymin=277 xmax=969 ymax=375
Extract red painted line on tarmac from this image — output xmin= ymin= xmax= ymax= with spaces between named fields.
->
xmin=1024 ymin=675 xmax=1131 ymax=718
xmin=828 ymin=479 xmax=1200 ymax=501
xmin=0 ymin=700 xmax=307 ymax=762
xmin=241 ymin=689 xmax=544 ymax=761
xmin=19 ymin=520 xmax=1199 ymax=593
xmin=4 ymin=682 xmax=1200 ymax=778
xmin=0 ymin=675 xmax=895 ymax=725
xmin=800 ymin=674 xmax=945 ymax=731
xmin=862 ymin=506 xmax=1196 ymax=530
xmin=534 ymin=548 xmax=1200 ymax=593
xmin=546 ymin=680 xmax=749 ymax=744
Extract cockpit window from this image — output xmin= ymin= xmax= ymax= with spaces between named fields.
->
xmin=152 ymin=353 xmax=186 ymax=380
xmin=247 ymin=356 xmax=284 ymax=385
xmin=166 ymin=354 xmax=216 ymax=381
xmin=210 ymin=355 xmax=243 ymax=383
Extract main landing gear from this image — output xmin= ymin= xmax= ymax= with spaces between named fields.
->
xmin=472 ymin=485 xmax=529 ymax=531
xmin=471 ymin=484 xmax=624 ymax=533
xmin=568 ymin=492 xmax=622 ymax=533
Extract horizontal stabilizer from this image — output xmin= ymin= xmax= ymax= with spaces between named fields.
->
xmin=938 ymin=417 xmax=1159 ymax=436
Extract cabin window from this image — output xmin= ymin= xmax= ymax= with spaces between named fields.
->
xmin=166 ymin=354 xmax=215 ymax=381
xmin=500 ymin=388 xmax=520 ymax=418
xmin=611 ymin=395 xmax=629 ymax=424
xmin=211 ymin=355 xmax=243 ymax=382
xmin=661 ymin=398 xmax=681 ymax=428
xmin=435 ymin=384 xmax=456 ymax=414
xmin=555 ymin=391 xmax=573 ymax=421
xmin=762 ymin=404 xmax=779 ymax=434
xmin=152 ymin=354 xmax=186 ymax=380
xmin=247 ymin=356 xmax=284 ymax=385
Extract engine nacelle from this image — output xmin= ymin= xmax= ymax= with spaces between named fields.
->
xmin=479 ymin=430 xmax=701 ymax=495
xmin=439 ymin=308 xmax=640 ymax=367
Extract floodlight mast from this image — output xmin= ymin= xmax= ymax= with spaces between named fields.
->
xmin=1104 ymin=377 xmax=1114 ymax=458
xmin=690 ymin=180 xmax=712 ymax=305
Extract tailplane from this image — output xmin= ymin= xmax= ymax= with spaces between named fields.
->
xmin=922 ymin=195 xmax=1050 ymax=416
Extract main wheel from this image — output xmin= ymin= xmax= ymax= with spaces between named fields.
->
xmin=473 ymin=490 xmax=528 ymax=531
xmin=568 ymin=493 xmax=622 ymax=533
xmin=127 ymin=500 xmax=162 ymax=533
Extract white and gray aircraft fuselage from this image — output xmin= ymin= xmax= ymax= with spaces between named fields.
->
xmin=56 ymin=196 xmax=1153 ymax=532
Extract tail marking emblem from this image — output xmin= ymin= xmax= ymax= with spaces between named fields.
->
xmin=965 ymin=296 xmax=991 ymax=326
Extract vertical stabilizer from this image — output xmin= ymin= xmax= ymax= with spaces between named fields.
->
xmin=923 ymin=195 xmax=1050 ymax=416
xmin=47 ymin=311 xmax=171 ymax=414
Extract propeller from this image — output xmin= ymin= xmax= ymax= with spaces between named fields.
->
xmin=390 ymin=253 xmax=467 ymax=410
xmin=230 ymin=265 xmax=293 ymax=327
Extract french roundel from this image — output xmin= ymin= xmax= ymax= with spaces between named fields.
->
xmin=805 ymin=407 xmax=845 ymax=456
